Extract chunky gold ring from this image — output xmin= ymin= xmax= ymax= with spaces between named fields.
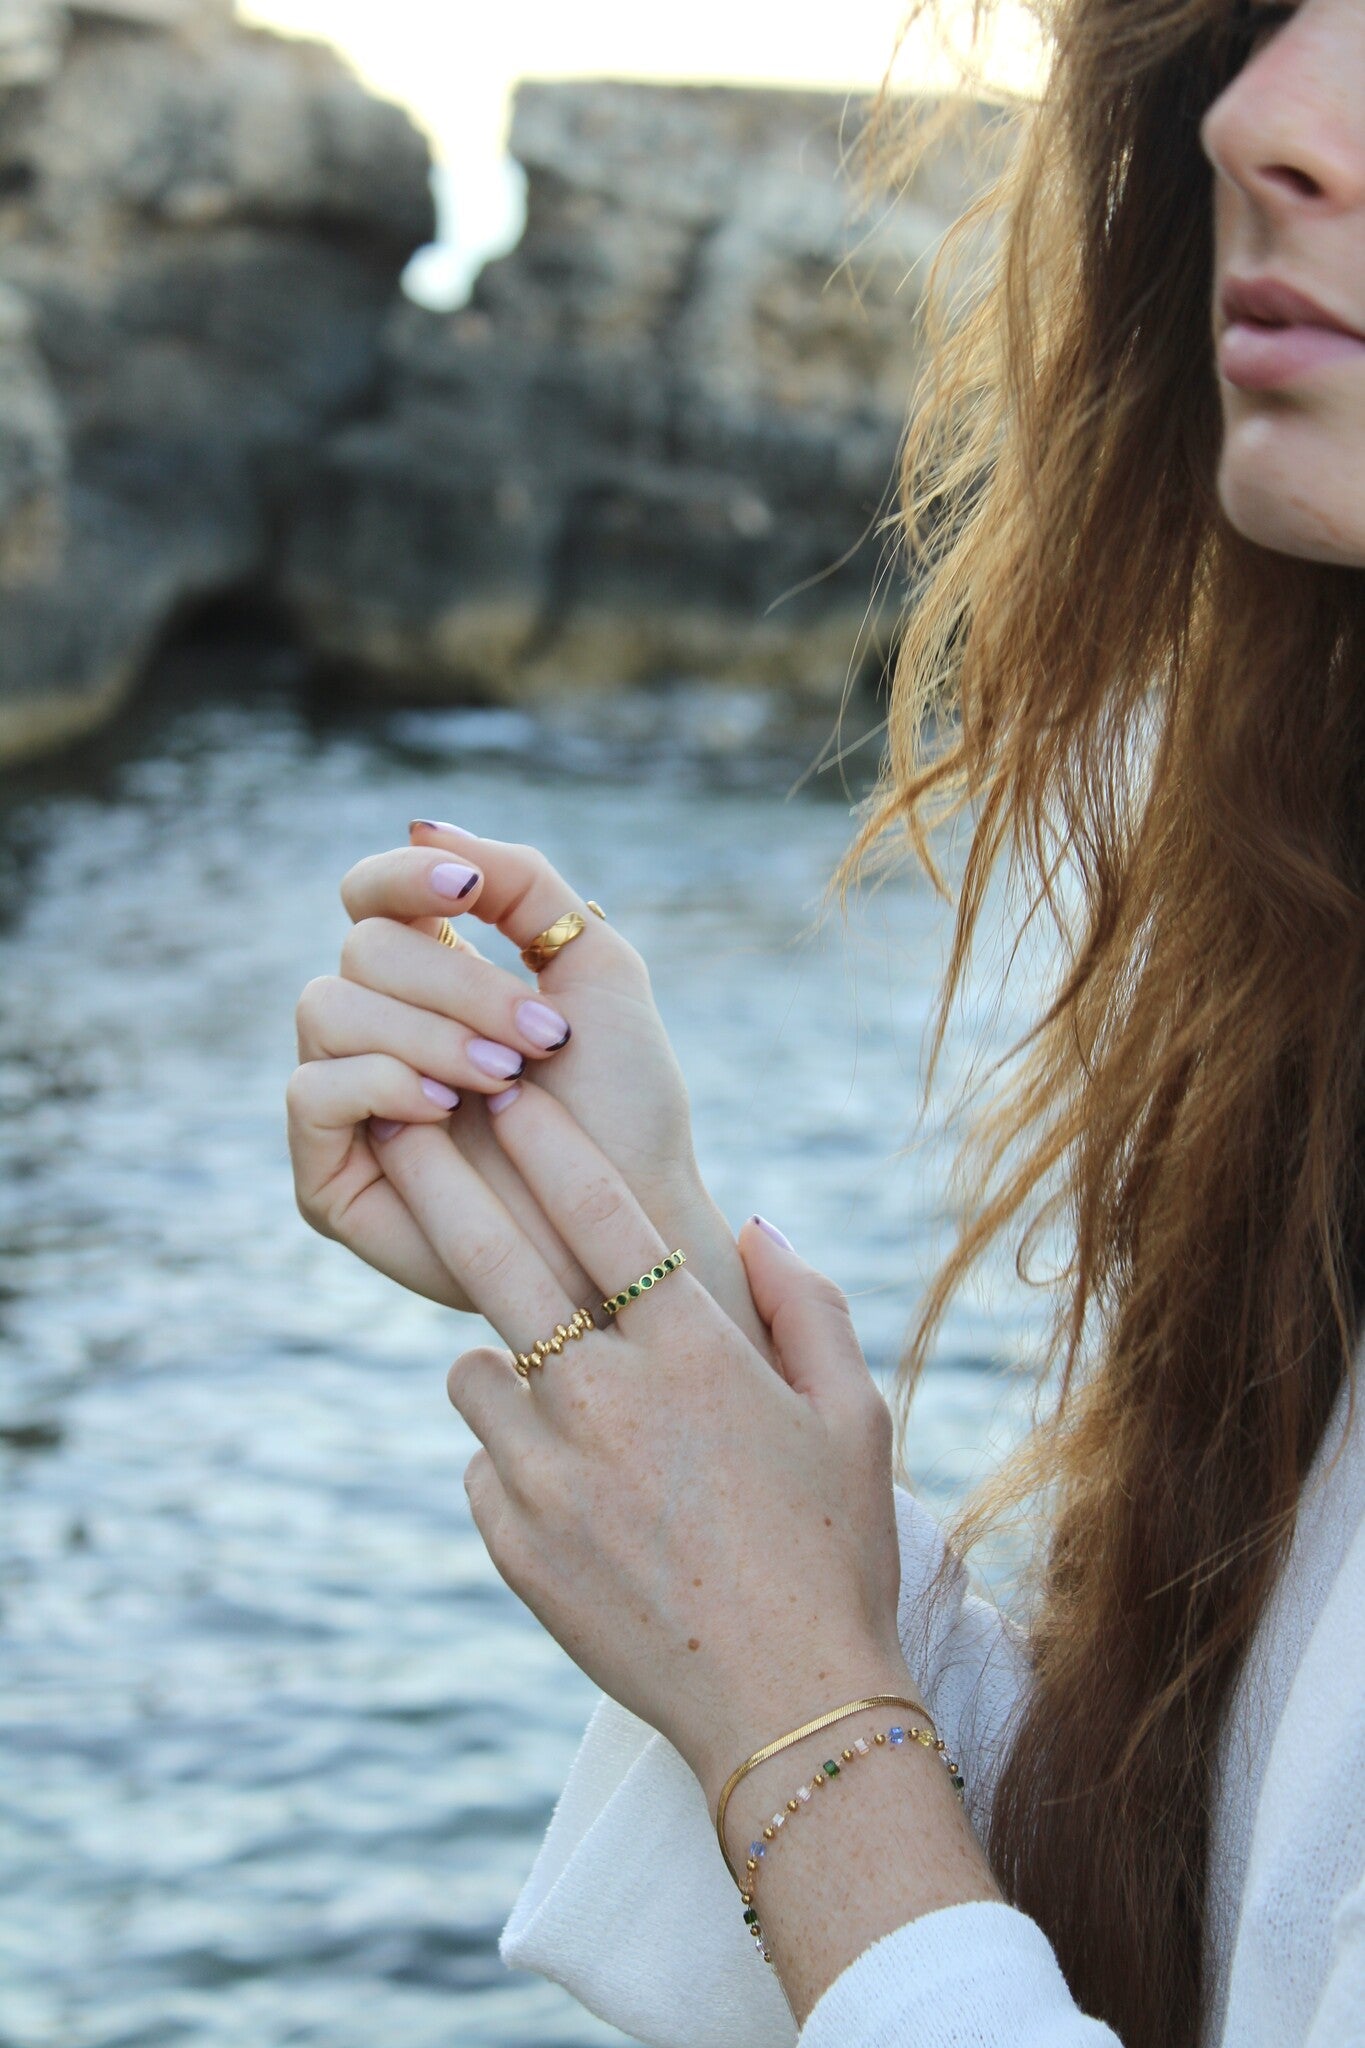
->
xmin=436 ymin=917 xmax=463 ymax=950
xmin=514 ymin=1306 xmax=595 ymax=1379
xmin=603 ymin=1250 xmax=686 ymax=1318
xmin=520 ymin=910 xmax=588 ymax=974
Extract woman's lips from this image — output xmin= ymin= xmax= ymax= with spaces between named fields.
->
xmin=1218 ymin=276 xmax=1365 ymax=393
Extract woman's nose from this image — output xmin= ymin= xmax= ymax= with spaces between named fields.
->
xmin=1200 ymin=4 xmax=1365 ymax=218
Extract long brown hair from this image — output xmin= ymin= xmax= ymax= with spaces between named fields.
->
xmin=848 ymin=7 xmax=1365 ymax=2044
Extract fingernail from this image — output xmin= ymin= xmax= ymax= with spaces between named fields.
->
xmin=420 ymin=1077 xmax=461 ymax=1109
xmin=370 ymin=1117 xmax=406 ymax=1141
xmin=752 ymin=1215 xmax=794 ymax=1249
xmin=410 ymin=819 xmax=458 ymax=833
xmin=516 ymin=999 xmax=572 ymax=1051
xmin=431 ymin=861 xmax=480 ymax=900
xmin=467 ymin=1038 xmax=525 ymax=1081
xmin=488 ymin=1084 xmax=522 ymax=1116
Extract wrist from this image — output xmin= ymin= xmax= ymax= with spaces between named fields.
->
xmin=687 ymin=1644 xmax=930 ymax=1821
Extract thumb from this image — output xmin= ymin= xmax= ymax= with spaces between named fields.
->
xmin=738 ymin=1216 xmax=867 ymax=1404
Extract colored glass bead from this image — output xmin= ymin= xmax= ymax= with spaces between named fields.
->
xmin=794 ymin=1784 xmax=811 ymax=1802
xmin=750 ymin=1841 xmax=766 ymax=1858
xmin=888 ymin=1726 xmax=905 ymax=1745
xmin=822 ymin=1758 xmax=840 ymax=1776
xmin=853 ymin=1736 xmax=870 ymax=1755
xmin=743 ymin=1908 xmax=757 ymax=1925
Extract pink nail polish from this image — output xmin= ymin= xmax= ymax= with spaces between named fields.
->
xmin=516 ymin=999 xmax=571 ymax=1051
xmin=488 ymin=1084 xmax=522 ymax=1116
xmin=370 ymin=1117 xmax=406 ymax=1141
xmin=420 ymin=1077 xmax=461 ymax=1109
xmin=431 ymin=861 xmax=480 ymax=900
xmin=410 ymin=819 xmax=458 ymax=833
xmin=467 ymin=1039 xmax=525 ymax=1081
xmin=752 ymin=1215 xmax=794 ymax=1249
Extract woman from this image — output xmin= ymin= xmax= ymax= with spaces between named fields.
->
xmin=285 ymin=1 xmax=1365 ymax=2043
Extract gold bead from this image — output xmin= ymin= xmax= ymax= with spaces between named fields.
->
xmin=786 ymin=1798 xmax=799 ymax=1812
xmin=740 ymin=1892 xmax=751 ymax=1906
xmin=841 ymin=1748 xmax=854 ymax=1762
xmin=746 ymin=1857 xmax=757 ymax=1872
xmin=812 ymin=1770 xmax=825 ymax=1785
xmin=762 ymin=1825 xmax=774 ymax=1840
xmin=874 ymin=1731 xmax=887 ymax=1744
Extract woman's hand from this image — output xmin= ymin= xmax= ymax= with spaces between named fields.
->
xmin=287 ymin=822 xmax=770 ymax=1355
xmin=438 ymin=1077 xmax=910 ymax=1802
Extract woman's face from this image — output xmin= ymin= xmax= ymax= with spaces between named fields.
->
xmin=1201 ymin=0 xmax=1365 ymax=566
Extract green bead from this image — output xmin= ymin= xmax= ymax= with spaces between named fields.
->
xmin=629 ymin=1283 xmax=641 ymax=1297
xmin=652 ymin=1265 xmax=665 ymax=1279
xmin=822 ymin=1758 xmax=840 ymax=1776
xmin=743 ymin=1908 xmax=757 ymax=1925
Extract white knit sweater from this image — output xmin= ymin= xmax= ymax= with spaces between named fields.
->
xmin=501 ymin=1377 xmax=1365 ymax=2048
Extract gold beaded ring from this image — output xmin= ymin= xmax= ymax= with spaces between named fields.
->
xmin=602 ymin=1249 xmax=686 ymax=1318
xmin=436 ymin=917 xmax=463 ymax=950
xmin=514 ymin=1306 xmax=595 ymax=1379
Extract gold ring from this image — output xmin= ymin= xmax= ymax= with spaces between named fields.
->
xmin=520 ymin=911 xmax=587 ymax=974
xmin=436 ymin=918 xmax=463 ymax=950
xmin=514 ymin=1307 xmax=595 ymax=1378
xmin=603 ymin=1250 xmax=686 ymax=1318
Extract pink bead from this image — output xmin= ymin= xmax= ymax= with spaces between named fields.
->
xmin=771 ymin=1811 xmax=786 ymax=1829
xmin=794 ymin=1784 xmax=811 ymax=1803
xmin=853 ymin=1737 xmax=870 ymax=1755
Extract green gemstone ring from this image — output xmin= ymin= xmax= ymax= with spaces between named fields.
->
xmin=602 ymin=1249 xmax=687 ymax=1318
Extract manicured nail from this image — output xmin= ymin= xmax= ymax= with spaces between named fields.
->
xmin=410 ymin=819 xmax=458 ymax=833
xmin=516 ymin=999 xmax=571 ymax=1051
xmin=467 ymin=1038 xmax=525 ymax=1081
xmin=420 ymin=1077 xmax=461 ymax=1109
xmin=488 ymin=1084 xmax=522 ymax=1116
xmin=752 ymin=1215 xmax=794 ymax=1249
xmin=431 ymin=861 xmax=480 ymax=900
xmin=370 ymin=1117 xmax=406 ymax=1141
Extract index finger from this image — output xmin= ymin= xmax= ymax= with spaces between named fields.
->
xmin=407 ymin=822 xmax=643 ymax=994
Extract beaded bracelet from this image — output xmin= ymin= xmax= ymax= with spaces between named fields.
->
xmin=736 ymin=1720 xmax=966 ymax=1965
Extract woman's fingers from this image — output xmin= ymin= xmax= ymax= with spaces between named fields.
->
xmin=337 ymin=918 xmax=574 ymax=1061
xmin=482 ymin=1082 xmax=691 ymax=1318
xmin=342 ymin=843 xmax=487 ymax=924
xmin=285 ymin=1052 xmax=472 ymax=1305
xmin=369 ymin=1122 xmax=585 ymax=1354
xmin=406 ymin=823 xmax=647 ymax=996
xmin=297 ymin=973 xmax=531 ymax=1094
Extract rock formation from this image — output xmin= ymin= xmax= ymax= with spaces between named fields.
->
xmin=283 ymin=81 xmax=999 ymax=708
xmin=0 ymin=14 xmax=1002 ymax=768
xmin=0 ymin=0 xmax=433 ymax=767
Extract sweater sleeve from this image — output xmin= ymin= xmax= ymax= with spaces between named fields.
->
xmin=798 ymin=1871 xmax=1365 ymax=2048
xmin=499 ymin=1484 xmax=1030 ymax=2048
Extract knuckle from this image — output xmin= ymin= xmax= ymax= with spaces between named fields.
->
xmin=807 ymin=1273 xmax=851 ymax=1318
xmin=458 ymin=1232 xmax=519 ymax=1290
xmin=295 ymin=974 xmax=340 ymax=1042
xmin=567 ymin=1174 xmax=628 ymax=1234
xmin=283 ymin=1061 xmax=318 ymax=1123
xmin=446 ymin=1345 xmax=504 ymax=1410
xmin=338 ymin=915 xmax=394 ymax=980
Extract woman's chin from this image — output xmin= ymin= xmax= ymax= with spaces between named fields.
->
xmin=1217 ymin=409 xmax=1365 ymax=568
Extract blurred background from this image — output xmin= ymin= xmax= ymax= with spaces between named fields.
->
xmin=0 ymin=4 xmax=1053 ymax=2044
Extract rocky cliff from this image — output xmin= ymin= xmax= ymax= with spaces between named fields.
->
xmin=0 ymin=0 xmax=433 ymax=766
xmin=0 ymin=12 xmax=999 ymax=769
xmin=283 ymin=80 xmax=997 ymax=708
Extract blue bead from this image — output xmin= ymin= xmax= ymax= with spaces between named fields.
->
xmin=888 ymin=1726 xmax=905 ymax=1745
xmin=750 ymin=1841 xmax=766 ymax=1858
